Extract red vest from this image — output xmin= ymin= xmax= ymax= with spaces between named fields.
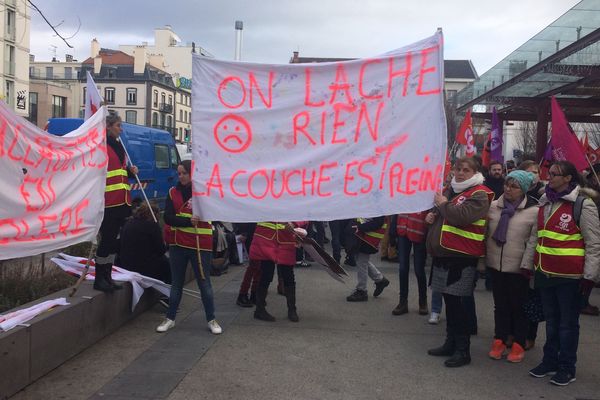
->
xmin=253 ymin=222 xmax=296 ymax=245
xmin=105 ymin=145 xmax=131 ymax=208
xmin=355 ymin=218 xmax=388 ymax=250
xmin=534 ymin=202 xmax=585 ymax=277
xmin=440 ymin=185 xmax=494 ymax=257
xmin=169 ymin=187 xmax=213 ymax=250
xmin=396 ymin=212 xmax=428 ymax=243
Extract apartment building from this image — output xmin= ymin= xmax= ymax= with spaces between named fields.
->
xmin=0 ymin=0 xmax=30 ymax=117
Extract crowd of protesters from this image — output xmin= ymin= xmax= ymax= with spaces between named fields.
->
xmin=100 ymin=115 xmax=599 ymax=387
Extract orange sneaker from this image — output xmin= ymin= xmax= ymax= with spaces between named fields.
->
xmin=488 ymin=339 xmax=506 ymax=360
xmin=507 ymin=342 xmax=525 ymax=363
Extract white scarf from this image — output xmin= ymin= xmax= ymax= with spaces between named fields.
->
xmin=451 ymin=172 xmax=485 ymax=193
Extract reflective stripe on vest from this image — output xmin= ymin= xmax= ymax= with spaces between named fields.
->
xmin=105 ymin=145 xmax=131 ymax=208
xmin=254 ymin=222 xmax=295 ymax=244
xmin=439 ymin=185 xmax=494 ymax=257
xmin=170 ymin=187 xmax=213 ymax=250
xmin=534 ymin=202 xmax=585 ymax=277
xmin=356 ymin=220 xmax=388 ymax=250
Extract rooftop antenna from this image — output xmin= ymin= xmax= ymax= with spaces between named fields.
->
xmin=234 ymin=20 xmax=243 ymax=61
xmin=49 ymin=45 xmax=57 ymax=61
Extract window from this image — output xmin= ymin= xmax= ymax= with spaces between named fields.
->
xmin=161 ymin=93 xmax=166 ymax=106
xmin=82 ymin=87 xmax=86 ymax=105
xmin=52 ymin=95 xmax=66 ymax=118
xmin=126 ymin=88 xmax=137 ymax=105
xmin=184 ymin=110 xmax=188 ymax=123
xmin=64 ymin=67 xmax=72 ymax=79
xmin=104 ymin=87 xmax=115 ymax=104
xmin=125 ymin=110 xmax=137 ymax=124
xmin=28 ymin=92 xmax=38 ymax=125
xmin=446 ymin=90 xmax=457 ymax=100
xmin=5 ymin=9 xmax=16 ymax=41
xmin=168 ymin=95 xmax=173 ymax=105
xmin=170 ymin=146 xmax=179 ymax=167
xmin=155 ymin=144 xmax=170 ymax=169
xmin=107 ymin=68 xmax=116 ymax=78
xmin=153 ymin=90 xmax=158 ymax=107
xmin=45 ymin=66 xmax=53 ymax=79
xmin=5 ymin=80 xmax=13 ymax=107
xmin=166 ymin=115 xmax=172 ymax=128
xmin=179 ymin=109 xmax=183 ymax=121
xmin=160 ymin=113 xmax=165 ymax=127
xmin=152 ymin=112 xmax=158 ymax=126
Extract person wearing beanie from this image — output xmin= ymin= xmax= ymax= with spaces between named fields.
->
xmin=480 ymin=170 xmax=539 ymax=363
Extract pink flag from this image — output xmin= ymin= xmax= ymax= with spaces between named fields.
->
xmin=550 ymin=97 xmax=588 ymax=171
xmin=84 ymin=71 xmax=103 ymax=120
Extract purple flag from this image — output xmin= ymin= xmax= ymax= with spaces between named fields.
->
xmin=490 ymin=107 xmax=503 ymax=163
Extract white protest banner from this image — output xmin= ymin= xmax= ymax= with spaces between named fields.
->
xmin=192 ymin=31 xmax=446 ymax=222
xmin=0 ymin=103 xmax=107 ymax=260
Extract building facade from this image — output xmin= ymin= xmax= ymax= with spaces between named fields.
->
xmin=0 ymin=0 xmax=30 ymax=117
xmin=119 ymin=26 xmax=212 ymax=143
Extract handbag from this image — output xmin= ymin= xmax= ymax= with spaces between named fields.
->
xmin=522 ymin=289 xmax=545 ymax=323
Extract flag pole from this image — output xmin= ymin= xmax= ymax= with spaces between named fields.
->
xmin=585 ymin=154 xmax=600 ymax=183
xmin=68 ymin=242 xmax=97 ymax=297
xmin=118 ymin=139 xmax=157 ymax=223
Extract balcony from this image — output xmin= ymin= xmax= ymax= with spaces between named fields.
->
xmin=158 ymin=102 xmax=173 ymax=113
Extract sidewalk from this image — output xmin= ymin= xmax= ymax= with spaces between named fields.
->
xmin=10 ymin=255 xmax=600 ymax=400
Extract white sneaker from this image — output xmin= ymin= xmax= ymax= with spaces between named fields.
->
xmin=156 ymin=318 xmax=175 ymax=333
xmin=428 ymin=312 xmax=440 ymax=325
xmin=208 ymin=319 xmax=222 ymax=335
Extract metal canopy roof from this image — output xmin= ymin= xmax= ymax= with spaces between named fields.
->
xmin=456 ymin=0 xmax=600 ymax=121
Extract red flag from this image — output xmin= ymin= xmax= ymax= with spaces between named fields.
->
xmin=443 ymin=150 xmax=452 ymax=182
xmin=85 ymin=71 xmax=103 ymax=120
xmin=550 ymin=97 xmax=588 ymax=171
xmin=481 ymin=133 xmax=491 ymax=168
xmin=455 ymin=109 xmax=471 ymax=146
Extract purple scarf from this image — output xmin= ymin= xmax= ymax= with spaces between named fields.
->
xmin=492 ymin=197 xmax=521 ymax=245
xmin=545 ymin=182 xmax=577 ymax=203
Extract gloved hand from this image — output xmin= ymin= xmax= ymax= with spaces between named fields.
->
xmin=520 ymin=268 xmax=533 ymax=280
xmin=579 ymin=279 xmax=595 ymax=297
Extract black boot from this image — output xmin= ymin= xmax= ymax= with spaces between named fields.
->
xmin=93 ymin=264 xmax=114 ymax=293
xmin=249 ymin=291 xmax=256 ymax=305
xmin=105 ymin=265 xmax=123 ymax=290
xmin=285 ymin=285 xmax=299 ymax=322
xmin=253 ymin=287 xmax=275 ymax=322
xmin=444 ymin=335 xmax=471 ymax=368
xmin=428 ymin=335 xmax=455 ymax=356
xmin=236 ymin=293 xmax=253 ymax=308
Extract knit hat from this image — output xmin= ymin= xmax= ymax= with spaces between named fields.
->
xmin=506 ymin=170 xmax=534 ymax=193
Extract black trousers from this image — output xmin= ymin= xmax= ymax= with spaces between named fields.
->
xmin=96 ymin=213 xmax=128 ymax=259
xmin=259 ymin=260 xmax=295 ymax=289
xmin=444 ymin=293 xmax=472 ymax=336
xmin=491 ymin=269 xmax=529 ymax=346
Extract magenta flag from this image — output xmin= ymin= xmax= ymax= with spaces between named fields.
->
xmin=490 ymin=107 xmax=503 ymax=163
xmin=550 ymin=97 xmax=588 ymax=171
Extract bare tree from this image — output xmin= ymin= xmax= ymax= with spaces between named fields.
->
xmin=513 ymin=121 xmax=537 ymax=155
xmin=572 ymin=123 xmax=600 ymax=149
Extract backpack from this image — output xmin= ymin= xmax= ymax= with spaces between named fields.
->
xmin=573 ymin=195 xmax=585 ymax=227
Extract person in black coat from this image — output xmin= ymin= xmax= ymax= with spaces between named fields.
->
xmin=119 ymin=203 xmax=170 ymax=284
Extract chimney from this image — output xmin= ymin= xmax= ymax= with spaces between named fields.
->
xmin=133 ymin=45 xmax=146 ymax=74
xmin=93 ymin=56 xmax=102 ymax=74
xmin=291 ymin=51 xmax=299 ymax=63
xmin=234 ymin=20 xmax=243 ymax=61
xmin=91 ymin=38 xmax=100 ymax=58
xmin=149 ymin=54 xmax=165 ymax=69
xmin=29 ymin=54 xmax=35 ymax=62
xmin=65 ymin=54 xmax=73 ymax=62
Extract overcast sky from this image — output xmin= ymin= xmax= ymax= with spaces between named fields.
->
xmin=29 ymin=0 xmax=581 ymax=76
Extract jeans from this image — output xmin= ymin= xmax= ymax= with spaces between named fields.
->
xmin=431 ymin=290 xmax=443 ymax=314
xmin=397 ymin=237 xmax=427 ymax=301
xmin=540 ymin=281 xmax=582 ymax=375
xmin=166 ymin=245 xmax=215 ymax=322
xmin=355 ymin=253 xmax=383 ymax=291
xmin=329 ymin=220 xmax=343 ymax=262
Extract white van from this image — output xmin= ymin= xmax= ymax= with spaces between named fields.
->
xmin=176 ymin=143 xmax=192 ymax=161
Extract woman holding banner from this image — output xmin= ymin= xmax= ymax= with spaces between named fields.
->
xmin=156 ymin=160 xmax=222 ymax=335
xmin=94 ymin=114 xmax=138 ymax=293
xmin=426 ymin=156 xmax=493 ymax=368
xmin=249 ymin=221 xmax=308 ymax=322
